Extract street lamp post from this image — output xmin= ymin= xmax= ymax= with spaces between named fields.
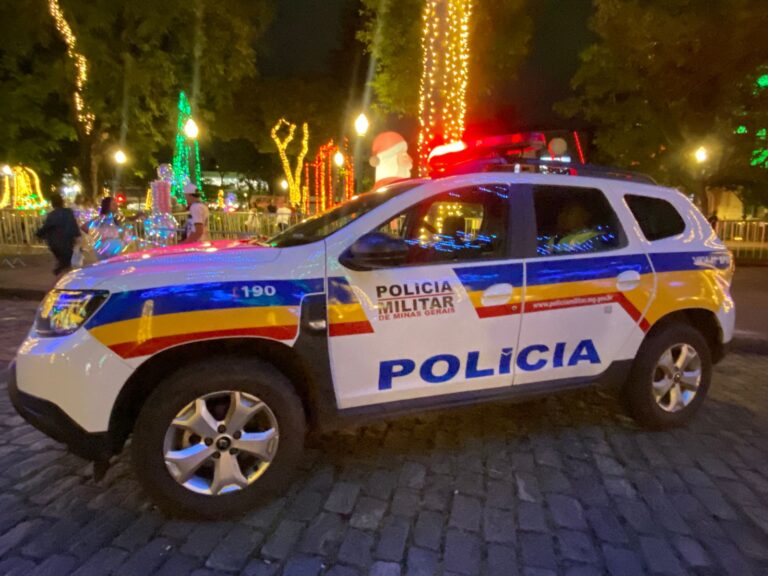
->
xmin=112 ymin=149 xmax=127 ymax=196
xmin=184 ymin=118 xmax=199 ymax=140
xmin=353 ymin=113 xmax=370 ymax=195
xmin=694 ymin=145 xmax=710 ymax=216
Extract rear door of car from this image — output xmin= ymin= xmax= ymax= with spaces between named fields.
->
xmin=515 ymin=182 xmax=656 ymax=386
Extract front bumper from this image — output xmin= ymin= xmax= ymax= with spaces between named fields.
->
xmin=7 ymin=361 xmax=112 ymax=461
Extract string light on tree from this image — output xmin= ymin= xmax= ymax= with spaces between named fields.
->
xmin=171 ymin=92 xmax=204 ymax=205
xmin=271 ymin=118 xmax=310 ymax=207
xmin=307 ymin=140 xmax=354 ymax=213
xmin=48 ymin=0 xmax=94 ymax=134
xmin=417 ymin=0 xmax=473 ymax=175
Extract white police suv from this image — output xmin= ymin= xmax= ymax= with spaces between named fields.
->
xmin=10 ymin=162 xmax=735 ymax=517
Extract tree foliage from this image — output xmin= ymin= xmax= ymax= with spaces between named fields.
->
xmin=1 ymin=0 xmax=271 ymax=198
xmin=557 ymin=0 xmax=768 ymax=211
xmin=358 ymin=0 xmax=533 ymax=119
xmin=0 ymin=2 xmax=76 ymax=179
xmin=216 ymin=76 xmax=345 ymax=156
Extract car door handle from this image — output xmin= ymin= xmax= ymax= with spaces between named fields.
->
xmin=616 ymin=270 xmax=641 ymax=292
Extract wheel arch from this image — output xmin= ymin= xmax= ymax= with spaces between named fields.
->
xmin=644 ymin=308 xmax=724 ymax=363
xmin=108 ymin=337 xmax=319 ymax=454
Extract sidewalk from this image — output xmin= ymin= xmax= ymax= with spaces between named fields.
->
xmin=0 ymin=249 xmax=58 ymax=300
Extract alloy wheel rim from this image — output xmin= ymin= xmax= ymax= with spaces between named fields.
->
xmin=652 ymin=343 xmax=702 ymax=413
xmin=163 ymin=391 xmax=279 ymax=495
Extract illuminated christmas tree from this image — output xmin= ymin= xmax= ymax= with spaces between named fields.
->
xmin=171 ymin=91 xmax=203 ymax=204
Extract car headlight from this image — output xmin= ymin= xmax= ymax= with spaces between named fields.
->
xmin=35 ymin=290 xmax=109 ymax=337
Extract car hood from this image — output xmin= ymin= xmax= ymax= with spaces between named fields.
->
xmin=56 ymin=240 xmax=282 ymax=292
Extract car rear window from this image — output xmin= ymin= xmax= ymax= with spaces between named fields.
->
xmin=533 ymin=186 xmax=625 ymax=256
xmin=625 ymin=194 xmax=686 ymax=241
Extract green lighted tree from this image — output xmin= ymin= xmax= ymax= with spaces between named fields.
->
xmin=172 ymin=91 xmax=203 ymax=204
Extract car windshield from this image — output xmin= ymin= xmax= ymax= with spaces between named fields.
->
xmin=266 ymin=180 xmax=423 ymax=247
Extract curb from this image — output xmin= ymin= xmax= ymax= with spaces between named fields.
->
xmin=730 ymin=336 xmax=768 ymax=355
xmin=0 ymin=288 xmax=46 ymax=301
xmin=734 ymin=260 xmax=768 ymax=268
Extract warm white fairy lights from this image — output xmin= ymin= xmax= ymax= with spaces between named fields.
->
xmin=271 ymin=118 xmax=310 ymax=207
xmin=417 ymin=0 xmax=473 ymax=175
xmin=49 ymin=0 xmax=94 ymax=134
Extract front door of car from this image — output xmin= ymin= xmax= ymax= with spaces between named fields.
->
xmin=325 ymin=183 xmax=526 ymax=410
xmin=515 ymin=184 xmax=655 ymax=386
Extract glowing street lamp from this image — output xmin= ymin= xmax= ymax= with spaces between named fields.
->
xmin=279 ymin=178 xmax=289 ymax=191
xmin=354 ymin=113 xmax=370 ymax=137
xmin=113 ymin=150 xmax=127 ymax=165
xmin=334 ymin=151 xmax=345 ymax=167
xmin=694 ymin=146 xmax=708 ymax=164
xmin=184 ymin=118 xmax=199 ymax=139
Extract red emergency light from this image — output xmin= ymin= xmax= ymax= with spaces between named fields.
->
xmin=427 ymin=132 xmax=548 ymax=177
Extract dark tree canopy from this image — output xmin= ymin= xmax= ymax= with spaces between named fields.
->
xmin=557 ymin=0 xmax=768 ymax=212
xmin=0 ymin=0 xmax=272 ymax=198
xmin=0 ymin=2 xmax=76 ymax=178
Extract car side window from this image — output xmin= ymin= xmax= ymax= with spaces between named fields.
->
xmin=534 ymin=185 xmax=625 ymax=256
xmin=374 ymin=184 xmax=509 ymax=265
xmin=625 ymin=194 xmax=686 ymax=241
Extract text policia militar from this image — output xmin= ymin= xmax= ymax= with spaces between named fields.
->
xmin=378 ymin=339 xmax=601 ymax=390
xmin=376 ymin=281 xmax=456 ymax=321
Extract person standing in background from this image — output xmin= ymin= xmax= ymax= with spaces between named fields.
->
xmin=182 ymin=184 xmax=210 ymax=243
xmin=276 ymin=201 xmax=292 ymax=232
xmin=36 ymin=193 xmax=81 ymax=275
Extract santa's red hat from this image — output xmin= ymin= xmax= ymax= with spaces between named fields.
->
xmin=370 ymin=132 xmax=406 ymax=157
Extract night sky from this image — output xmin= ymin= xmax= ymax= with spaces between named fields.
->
xmin=261 ymin=0 xmax=594 ymax=128
xmin=261 ymin=0 xmax=350 ymax=77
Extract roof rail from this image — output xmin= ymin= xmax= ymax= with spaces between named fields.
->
xmin=482 ymin=157 xmax=657 ymax=185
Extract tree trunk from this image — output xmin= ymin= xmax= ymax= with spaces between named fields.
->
xmin=90 ymin=142 xmax=101 ymax=201
xmin=77 ymin=131 xmax=95 ymax=201
xmin=699 ymin=181 xmax=710 ymax=217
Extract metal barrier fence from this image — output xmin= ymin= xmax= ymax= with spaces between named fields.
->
xmin=715 ymin=220 xmax=768 ymax=244
xmin=3 ymin=209 xmax=768 ymax=261
xmin=715 ymin=220 xmax=768 ymax=261
xmin=0 ymin=210 xmax=302 ymax=248
xmin=0 ymin=211 xmax=46 ymax=247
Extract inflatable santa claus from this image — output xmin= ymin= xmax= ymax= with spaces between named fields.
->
xmin=369 ymin=132 xmax=413 ymax=189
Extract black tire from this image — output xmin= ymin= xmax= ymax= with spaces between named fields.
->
xmin=624 ymin=322 xmax=712 ymax=429
xmin=131 ymin=356 xmax=306 ymax=518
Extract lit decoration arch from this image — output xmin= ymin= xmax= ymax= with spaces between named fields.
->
xmin=0 ymin=166 xmax=47 ymax=210
xmin=418 ymin=0 xmax=473 ymax=175
xmin=271 ymin=118 xmax=310 ymax=208
xmin=304 ymin=140 xmax=354 ymax=214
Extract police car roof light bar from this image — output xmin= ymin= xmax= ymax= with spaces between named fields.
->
xmin=483 ymin=157 xmax=657 ymax=185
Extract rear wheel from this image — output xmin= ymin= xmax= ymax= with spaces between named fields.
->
xmin=131 ymin=357 xmax=305 ymax=518
xmin=624 ymin=323 xmax=711 ymax=429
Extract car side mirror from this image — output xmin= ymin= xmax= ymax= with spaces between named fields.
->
xmin=339 ymin=232 xmax=409 ymax=271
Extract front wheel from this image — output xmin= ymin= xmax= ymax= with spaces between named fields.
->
xmin=624 ymin=323 xmax=712 ymax=429
xmin=131 ymin=357 xmax=306 ymax=518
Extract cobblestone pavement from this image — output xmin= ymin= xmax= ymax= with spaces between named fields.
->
xmin=1 ymin=299 xmax=768 ymax=576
